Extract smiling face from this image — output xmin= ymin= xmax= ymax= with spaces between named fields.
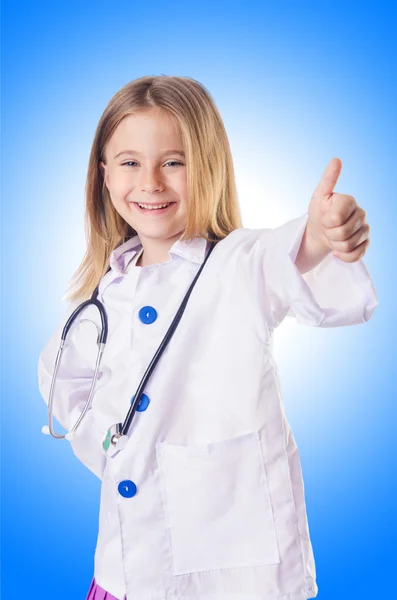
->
xmin=100 ymin=108 xmax=189 ymax=262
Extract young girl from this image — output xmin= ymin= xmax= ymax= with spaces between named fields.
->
xmin=38 ymin=75 xmax=378 ymax=600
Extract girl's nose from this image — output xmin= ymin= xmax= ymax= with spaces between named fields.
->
xmin=140 ymin=168 xmax=164 ymax=192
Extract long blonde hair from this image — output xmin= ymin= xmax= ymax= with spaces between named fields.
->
xmin=64 ymin=75 xmax=243 ymax=303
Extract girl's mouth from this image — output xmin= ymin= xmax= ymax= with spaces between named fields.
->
xmin=131 ymin=202 xmax=177 ymax=215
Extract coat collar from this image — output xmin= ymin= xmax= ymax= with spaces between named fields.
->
xmin=109 ymin=231 xmax=210 ymax=274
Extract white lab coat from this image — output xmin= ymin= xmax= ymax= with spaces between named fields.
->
xmin=38 ymin=212 xmax=378 ymax=600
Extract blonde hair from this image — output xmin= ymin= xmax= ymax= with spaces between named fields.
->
xmin=64 ymin=75 xmax=243 ymax=303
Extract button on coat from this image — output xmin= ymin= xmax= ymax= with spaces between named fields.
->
xmin=138 ymin=306 xmax=157 ymax=324
xmin=38 ymin=212 xmax=378 ymax=600
xmin=117 ymin=480 xmax=137 ymax=498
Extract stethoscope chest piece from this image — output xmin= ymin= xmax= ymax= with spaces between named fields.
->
xmin=103 ymin=423 xmax=129 ymax=457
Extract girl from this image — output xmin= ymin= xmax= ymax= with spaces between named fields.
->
xmin=38 ymin=75 xmax=378 ymax=600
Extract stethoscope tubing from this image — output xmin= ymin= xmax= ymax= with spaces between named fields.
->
xmin=119 ymin=239 xmax=217 ymax=438
xmin=43 ymin=238 xmax=218 ymax=446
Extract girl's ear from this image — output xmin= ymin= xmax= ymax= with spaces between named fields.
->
xmin=100 ymin=161 xmax=108 ymax=187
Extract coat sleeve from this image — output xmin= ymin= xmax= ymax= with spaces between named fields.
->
xmin=252 ymin=211 xmax=379 ymax=330
xmin=37 ymin=299 xmax=107 ymax=480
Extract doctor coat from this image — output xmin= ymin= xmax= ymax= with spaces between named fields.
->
xmin=38 ymin=212 xmax=378 ymax=600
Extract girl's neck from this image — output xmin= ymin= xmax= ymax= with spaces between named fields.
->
xmin=136 ymin=231 xmax=184 ymax=267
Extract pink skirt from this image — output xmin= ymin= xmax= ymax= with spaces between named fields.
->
xmin=86 ymin=576 xmax=127 ymax=600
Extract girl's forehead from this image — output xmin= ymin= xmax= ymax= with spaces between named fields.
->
xmin=105 ymin=112 xmax=183 ymax=158
xmin=116 ymin=110 xmax=178 ymax=136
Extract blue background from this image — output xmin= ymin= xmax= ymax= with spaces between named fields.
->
xmin=1 ymin=0 xmax=395 ymax=598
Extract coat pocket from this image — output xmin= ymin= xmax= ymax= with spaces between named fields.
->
xmin=156 ymin=430 xmax=280 ymax=576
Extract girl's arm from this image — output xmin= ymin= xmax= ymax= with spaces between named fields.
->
xmin=294 ymin=227 xmax=332 ymax=275
xmin=245 ymin=211 xmax=378 ymax=331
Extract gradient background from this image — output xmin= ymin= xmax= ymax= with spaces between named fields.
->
xmin=1 ymin=0 xmax=395 ymax=598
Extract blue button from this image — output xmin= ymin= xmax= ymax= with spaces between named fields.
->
xmin=138 ymin=306 xmax=157 ymax=324
xmin=118 ymin=480 xmax=137 ymax=498
xmin=131 ymin=393 xmax=150 ymax=412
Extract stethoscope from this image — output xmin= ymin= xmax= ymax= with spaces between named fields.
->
xmin=42 ymin=237 xmax=218 ymax=453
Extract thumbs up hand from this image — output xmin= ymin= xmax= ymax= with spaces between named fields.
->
xmin=305 ymin=158 xmax=371 ymax=263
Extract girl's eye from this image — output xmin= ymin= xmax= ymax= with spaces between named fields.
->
xmin=121 ymin=161 xmax=184 ymax=167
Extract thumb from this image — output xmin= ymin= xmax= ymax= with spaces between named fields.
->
xmin=312 ymin=157 xmax=342 ymax=199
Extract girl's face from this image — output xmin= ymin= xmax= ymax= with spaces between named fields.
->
xmin=101 ymin=109 xmax=188 ymax=244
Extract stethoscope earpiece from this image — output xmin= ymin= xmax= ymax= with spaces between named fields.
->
xmin=41 ymin=424 xmax=75 ymax=441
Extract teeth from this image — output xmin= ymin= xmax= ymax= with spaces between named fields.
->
xmin=138 ymin=203 xmax=170 ymax=210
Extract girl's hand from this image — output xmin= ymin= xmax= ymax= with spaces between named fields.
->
xmin=306 ymin=158 xmax=371 ymax=263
